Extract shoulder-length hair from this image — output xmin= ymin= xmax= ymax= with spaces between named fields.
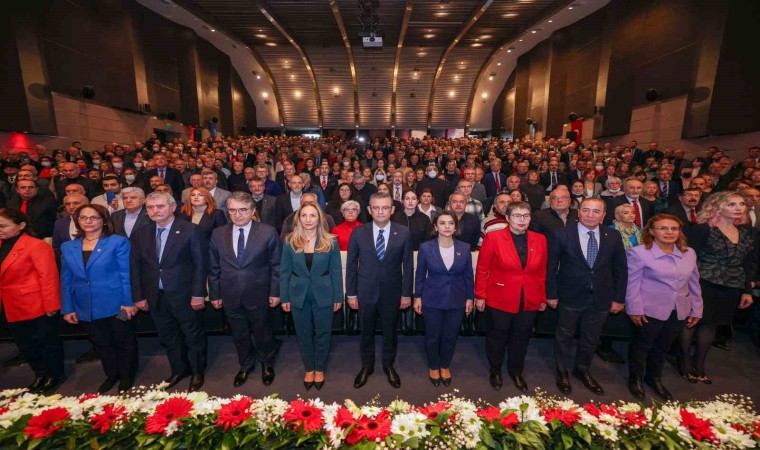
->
xmin=180 ymin=186 xmax=217 ymax=216
xmin=696 ymin=191 xmax=749 ymax=227
xmin=0 ymin=208 xmax=33 ymax=236
xmin=72 ymin=204 xmax=116 ymax=238
xmin=286 ymin=203 xmax=334 ymax=253
xmin=641 ymin=213 xmax=688 ymax=252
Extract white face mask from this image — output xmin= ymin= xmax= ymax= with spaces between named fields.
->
xmin=92 ymin=159 xmax=101 ymax=165
xmin=113 ymin=163 xmax=123 ymax=169
xmin=134 ymin=163 xmax=142 ymax=169
xmin=428 ymin=170 xmax=437 ymax=179
xmin=125 ymin=174 xmax=136 ymax=183
xmin=41 ymin=161 xmax=51 ymax=167
xmin=375 ymin=174 xmax=385 ymax=181
xmin=596 ymin=165 xmax=603 ymax=170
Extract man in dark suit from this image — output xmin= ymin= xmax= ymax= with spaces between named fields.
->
xmin=274 ymin=174 xmax=305 ymax=232
xmin=482 ymin=159 xmax=507 ymax=199
xmin=55 ymin=162 xmax=95 ymax=201
xmin=112 ymin=187 xmax=152 ymax=238
xmin=605 ymin=178 xmax=655 ymax=226
xmin=209 ymin=191 xmax=282 ymax=388
xmin=142 ymin=154 xmax=184 ymax=202
xmin=664 ymin=188 xmax=702 ymax=228
xmin=529 ymin=187 xmax=579 ymax=238
xmin=547 ymin=198 xmax=628 ymax=395
xmin=279 ymin=192 xmax=336 ymax=239
xmin=247 ymin=177 xmax=278 ymax=229
xmin=346 ymin=193 xmax=413 ymax=389
xmin=130 ymin=191 xmax=208 ymax=392
xmin=7 ymin=180 xmax=57 ymax=238
xmin=654 ymin=168 xmax=680 ymax=206
xmin=539 ymin=161 xmax=569 ymax=193
xmin=447 ymin=192 xmax=480 ymax=250
xmin=52 ymin=193 xmax=89 ymax=265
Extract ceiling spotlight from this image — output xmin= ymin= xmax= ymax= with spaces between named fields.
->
xmin=255 ymin=34 xmax=267 ymax=38
xmin=503 ymin=13 xmax=518 ymax=18
xmin=265 ymin=42 xmax=277 ymax=46
xmin=262 ymin=92 xmax=268 ymax=98
xmin=497 ymin=62 xmax=502 ymax=66
xmin=449 ymin=90 xmax=455 ymax=98
xmin=256 ymin=74 xmax=261 ymax=80
xmin=333 ymin=87 xmax=340 ymax=94
xmin=424 ymin=33 xmax=435 ymax=39
xmin=294 ymin=90 xmax=302 ymax=98
xmin=210 ymin=28 xmax=215 ymax=32
xmin=434 ymin=11 xmax=449 ymax=17
xmin=519 ymin=39 xmax=524 ymax=42
xmin=548 ymin=20 xmax=553 ymax=23
xmin=471 ymin=43 xmax=483 ymax=47
xmin=480 ymin=35 xmax=492 ymax=40
xmin=489 ymin=72 xmax=495 ymax=80
xmin=507 ymin=46 xmax=515 ymax=52
xmin=481 ymin=92 xmax=488 ymax=99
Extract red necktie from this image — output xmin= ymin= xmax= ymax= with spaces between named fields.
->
xmin=494 ymin=173 xmax=501 ymax=192
xmin=632 ymin=200 xmax=642 ymax=227
xmin=20 ymin=200 xmax=28 ymax=214
xmin=321 ymin=176 xmax=327 ymax=190
xmin=159 ymin=168 xmax=165 ymax=180
xmin=690 ymin=208 xmax=697 ymax=224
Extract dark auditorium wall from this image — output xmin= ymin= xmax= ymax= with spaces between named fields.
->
xmin=1 ymin=0 xmax=255 ymax=136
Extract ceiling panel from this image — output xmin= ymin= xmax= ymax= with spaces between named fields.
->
xmin=431 ymin=47 xmax=490 ymax=128
xmin=259 ymin=45 xmax=319 ymax=127
xmin=307 ymin=46 xmax=355 ymax=128
xmin=395 ymin=45 xmax=445 ymax=129
xmin=354 ymin=48 xmax=395 ymax=128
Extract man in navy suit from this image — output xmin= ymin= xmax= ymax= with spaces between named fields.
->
xmin=483 ymin=159 xmax=507 ymax=199
xmin=654 ymin=167 xmax=680 ymax=206
xmin=208 ymin=191 xmax=282 ymax=388
xmin=547 ymin=197 xmax=628 ymax=395
xmin=605 ymin=178 xmax=655 ymax=226
xmin=130 ymin=191 xmax=209 ymax=392
xmin=346 ymin=193 xmax=413 ymax=389
xmin=52 ymin=193 xmax=89 ymax=265
xmin=112 ymin=187 xmax=152 ymax=238
xmin=142 ymin=154 xmax=184 ymax=202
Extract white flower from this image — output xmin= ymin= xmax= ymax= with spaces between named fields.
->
xmin=391 ymin=412 xmax=430 ymax=442
xmin=596 ymin=423 xmax=618 ymax=442
xmin=499 ymin=396 xmax=545 ymax=424
xmin=360 ymin=405 xmax=382 ymax=417
xmin=165 ymin=420 xmax=179 ymax=436
xmin=388 ymin=399 xmax=412 ymax=414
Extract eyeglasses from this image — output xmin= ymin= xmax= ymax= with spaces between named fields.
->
xmin=370 ymin=206 xmax=392 ymax=212
xmin=343 ymin=208 xmax=359 ymax=212
xmin=550 ymin=196 xmax=570 ymax=200
xmin=78 ymin=216 xmax=102 ymax=223
xmin=509 ymin=213 xmax=531 ymax=220
xmin=651 ymin=226 xmax=680 ymax=232
xmin=228 ymin=208 xmax=251 ymax=215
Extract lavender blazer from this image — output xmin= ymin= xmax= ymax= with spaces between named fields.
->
xmin=625 ymin=244 xmax=703 ymax=321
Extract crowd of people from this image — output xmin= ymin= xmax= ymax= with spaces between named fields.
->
xmin=0 ymin=133 xmax=758 ymax=402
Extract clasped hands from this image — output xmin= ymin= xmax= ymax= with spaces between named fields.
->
xmin=63 ymin=305 xmax=137 ymax=325
xmin=347 ymin=297 xmax=413 ymax=311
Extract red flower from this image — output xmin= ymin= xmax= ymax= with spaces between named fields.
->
xmin=0 ymin=406 xmax=9 ymax=416
xmin=145 ymin=397 xmax=194 ymax=435
xmin=477 ymin=407 xmax=502 ymax=422
xmin=418 ymin=402 xmax=455 ymax=424
xmin=499 ymin=412 xmax=519 ymax=430
xmin=543 ymin=407 xmax=581 ymax=427
xmin=358 ymin=410 xmax=392 ymax=442
xmin=334 ymin=407 xmax=356 ymax=429
xmin=283 ymin=400 xmax=324 ymax=433
xmin=215 ymin=397 xmax=253 ymax=430
xmin=583 ymin=403 xmax=619 ymax=418
xmin=680 ymin=409 xmax=716 ymax=443
xmin=24 ymin=407 xmax=70 ymax=440
xmin=751 ymin=421 xmax=760 ymax=440
xmin=622 ymin=411 xmax=647 ymax=427
xmin=582 ymin=403 xmax=600 ymax=417
xmin=79 ymin=393 xmax=100 ymax=403
xmin=90 ymin=405 xmax=128 ymax=434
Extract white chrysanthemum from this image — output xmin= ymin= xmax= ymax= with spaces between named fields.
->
xmin=618 ymin=402 xmax=642 ymax=414
xmin=194 ymin=399 xmax=223 ymax=416
xmin=250 ymin=396 xmax=289 ymax=432
xmin=499 ymin=396 xmax=545 ymax=424
xmin=391 ymin=411 xmax=430 ymax=442
xmin=0 ymin=388 xmax=27 ymax=399
xmin=185 ymin=391 xmax=209 ymax=405
xmin=596 ymin=423 xmax=618 ymax=442
xmin=578 ymin=410 xmax=600 ymax=427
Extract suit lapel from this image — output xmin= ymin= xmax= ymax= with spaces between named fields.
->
xmin=160 ymin=222 xmax=181 ymax=265
xmin=569 ymin=225 xmax=586 ymax=262
xmin=68 ymin=238 xmax=86 ymax=277
xmin=0 ymin=235 xmax=28 ymax=276
xmin=86 ymin=236 xmax=107 ymax=270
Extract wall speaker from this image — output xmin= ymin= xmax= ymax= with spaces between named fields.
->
xmin=645 ymin=88 xmax=659 ymax=102
xmin=82 ymin=86 xmax=95 ymax=99
xmin=212 ymin=116 xmax=219 ymax=123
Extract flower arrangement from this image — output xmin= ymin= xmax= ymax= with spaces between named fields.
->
xmin=0 ymin=386 xmax=756 ymax=449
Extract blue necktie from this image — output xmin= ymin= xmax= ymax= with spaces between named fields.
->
xmin=237 ymin=228 xmax=245 ymax=264
xmin=586 ymin=230 xmax=598 ymax=268
xmin=376 ymin=229 xmax=385 ymax=260
xmin=156 ymin=228 xmax=165 ymax=262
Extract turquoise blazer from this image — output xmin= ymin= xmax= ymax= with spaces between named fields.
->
xmin=280 ymin=237 xmax=344 ymax=309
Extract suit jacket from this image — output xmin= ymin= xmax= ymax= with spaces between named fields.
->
xmin=458 ymin=212 xmax=481 ymax=250
xmin=211 ymin=188 xmax=232 ymax=212
xmin=55 ymin=176 xmax=95 ymax=202
xmin=415 ymin=239 xmax=474 ymax=310
xmin=539 ymin=171 xmax=569 ymax=190
xmin=345 ymin=222 xmax=413 ymax=304
xmin=274 ymin=192 xmax=297 ymax=231
xmin=654 ymin=178 xmax=681 ymax=203
xmin=208 ymin=222 xmax=281 ymax=309
xmin=0 ymin=234 xmax=61 ymax=322
xmin=52 ymin=217 xmax=74 ymax=262
xmin=254 ymin=194 xmax=278 ymax=228
xmin=143 ymin=167 xmax=184 ymax=202
xmin=606 ymin=196 xmax=655 ymax=226
xmin=529 ymin=208 xmax=579 ymax=238
xmin=178 ymin=209 xmax=228 ymax=240
xmin=547 ymin=224 xmax=628 ymax=310
xmin=279 ymin=238 xmax=343 ymax=309
xmin=112 ymin=207 xmax=153 ymax=238
xmin=129 ymin=219 xmax=208 ymax=307
xmin=664 ymin=203 xmax=698 ymax=228
xmin=475 ymin=229 xmax=547 ymax=313
xmin=6 ymin=194 xmax=57 ymax=238
xmin=482 ymin=171 xmax=507 ymax=198
xmin=60 ymin=235 xmax=133 ymax=321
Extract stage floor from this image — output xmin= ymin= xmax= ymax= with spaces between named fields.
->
xmin=1 ymin=334 xmax=759 ymax=405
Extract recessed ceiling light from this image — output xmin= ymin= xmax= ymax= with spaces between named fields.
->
xmin=256 ymin=74 xmax=261 ymax=79
xmin=497 ymin=62 xmax=502 ymax=66
xmin=548 ymin=20 xmax=553 ymax=23
xmin=519 ymin=39 xmax=523 ymax=42
xmin=471 ymin=42 xmax=483 ymax=47
xmin=417 ymin=52 xmax=427 ymax=57
xmin=531 ymin=30 xmax=537 ymax=34
xmin=265 ymin=42 xmax=277 ymax=46
xmin=424 ymin=34 xmax=435 ymax=39
xmin=262 ymin=92 xmax=268 ymax=98
xmin=449 ymin=90 xmax=455 ymax=98
xmin=294 ymin=90 xmax=302 ymax=98
xmin=480 ymin=35 xmax=492 ymax=40
xmin=333 ymin=87 xmax=340 ymax=94
xmin=434 ymin=12 xmax=449 ymax=17
xmin=503 ymin=13 xmax=518 ymax=18
xmin=210 ymin=28 xmax=215 ymax=32
xmin=481 ymin=92 xmax=488 ymax=99
xmin=255 ymin=34 xmax=267 ymax=38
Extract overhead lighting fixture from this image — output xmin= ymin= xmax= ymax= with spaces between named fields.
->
xmin=449 ymin=90 xmax=455 ymax=98
xmin=265 ymin=42 xmax=277 ymax=46
xmin=256 ymin=74 xmax=261 ymax=79
xmin=481 ymin=92 xmax=488 ymax=99
xmin=489 ymin=72 xmax=495 ymax=81
xmin=548 ymin=20 xmax=553 ymax=23
xmin=255 ymin=34 xmax=267 ymax=38
xmin=454 ymin=74 xmax=460 ymax=81
xmin=503 ymin=13 xmax=518 ymax=18
xmin=424 ymin=33 xmax=435 ymax=39
xmin=434 ymin=11 xmax=449 ymax=17
xmin=262 ymin=92 xmax=268 ymax=98
xmin=333 ymin=87 xmax=340 ymax=94
xmin=507 ymin=47 xmax=515 ymax=53
xmin=497 ymin=62 xmax=502 ymax=66
xmin=519 ymin=39 xmax=524 ymax=42
xmin=471 ymin=43 xmax=483 ymax=47
xmin=210 ymin=28 xmax=215 ymax=32
xmin=480 ymin=35 xmax=492 ymax=40
xmin=294 ymin=90 xmax=302 ymax=98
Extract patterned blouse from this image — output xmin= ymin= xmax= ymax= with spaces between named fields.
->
xmin=690 ymin=225 xmax=755 ymax=290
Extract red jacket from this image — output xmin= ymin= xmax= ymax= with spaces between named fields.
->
xmin=0 ymin=234 xmax=61 ymax=322
xmin=475 ymin=229 xmax=547 ymax=313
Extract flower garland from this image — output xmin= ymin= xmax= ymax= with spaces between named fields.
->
xmin=0 ymin=386 xmax=756 ymax=449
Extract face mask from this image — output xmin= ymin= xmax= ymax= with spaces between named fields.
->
xmin=41 ymin=161 xmax=51 ymax=167
xmin=92 ymin=159 xmax=101 ymax=165
xmin=125 ymin=175 xmax=136 ymax=183
xmin=375 ymin=174 xmax=384 ymax=181
xmin=428 ymin=170 xmax=438 ymax=179
xmin=596 ymin=165 xmax=603 ymax=170
xmin=152 ymin=147 xmax=159 ymax=152
xmin=134 ymin=163 xmax=143 ymax=169
xmin=113 ymin=162 xmax=123 ymax=169
xmin=343 ymin=161 xmax=350 ymax=167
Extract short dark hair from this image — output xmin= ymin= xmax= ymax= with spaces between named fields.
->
xmin=72 ymin=204 xmax=116 ymax=239
xmin=432 ymin=209 xmax=460 ymax=238
xmin=0 ymin=208 xmax=32 ymax=236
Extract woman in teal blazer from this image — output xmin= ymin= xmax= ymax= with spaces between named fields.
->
xmin=280 ymin=203 xmax=344 ymax=390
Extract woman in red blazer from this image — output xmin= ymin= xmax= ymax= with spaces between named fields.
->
xmin=475 ymin=201 xmax=547 ymax=393
xmin=0 ymin=208 xmax=64 ymax=394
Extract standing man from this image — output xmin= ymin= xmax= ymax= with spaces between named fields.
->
xmin=274 ymin=174 xmax=305 ymax=232
xmin=55 ymin=162 xmax=95 ymax=201
xmin=7 ymin=180 xmax=57 ymax=238
xmin=91 ymin=175 xmax=124 ymax=213
xmin=208 ymin=192 xmax=281 ymax=387
xmin=607 ymin=178 xmax=655 ymax=226
xmin=130 ymin=191 xmax=208 ymax=392
xmin=530 ymin=187 xmax=579 ymax=237
xmin=347 ymin=193 xmax=413 ymax=389
xmin=247 ymin=177 xmax=278 ymax=229
xmin=52 ymin=194 xmax=89 ymax=263
xmin=547 ymin=198 xmax=628 ymax=395
xmin=664 ymin=188 xmax=702 ymax=228
xmin=143 ymin=154 xmax=184 ymax=202
xmin=112 ymin=187 xmax=151 ymax=238
xmin=201 ymin=170 xmax=232 ymax=213
xmin=483 ymin=159 xmax=507 ymax=199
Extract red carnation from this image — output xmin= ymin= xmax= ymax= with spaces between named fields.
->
xmin=477 ymin=406 xmax=502 ymax=422
xmin=334 ymin=407 xmax=356 ymax=429
xmin=24 ymin=407 xmax=70 ymax=440
xmin=358 ymin=410 xmax=392 ymax=442
xmin=418 ymin=402 xmax=455 ymax=424
xmin=752 ymin=421 xmax=760 ymax=440
xmin=145 ymin=397 xmax=194 ymax=435
xmin=680 ymin=409 xmax=716 ymax=443
xmin=583 ymin=403 xmax=601 ymax=417
xmin=622 ymin=411 xmax=647 ymax=427
xmin=79 ymin=393 xmax=99 ymax=403
xmin=499 ymin=412 xmax=519 ymax=430
xmin=215 ymin=397 xmax=253 ymax=430
xmin=283 ymin=400 xmax=324 ymax=433
xmin=90 ymin=404 xmax=128 ymax=434
xmin=543 ymin=407 xmax=581 ymax=427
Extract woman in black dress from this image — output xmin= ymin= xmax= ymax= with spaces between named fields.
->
xmin=391 ymin=190 xmax=433 ymax=251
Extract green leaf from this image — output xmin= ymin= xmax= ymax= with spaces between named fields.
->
xmin=480 ymin=427 xmax=497 ymax=449
xmin=573 ymin=425 xmax=592 ymax=444
xmin=561 ymin=431 xmax=573 ymax=449
xmin=221 ymin=433 xmax=236 ymax=450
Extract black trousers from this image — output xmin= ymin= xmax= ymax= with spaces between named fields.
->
xmin=80 ymin=315 xmax=138 ymax=379
xmin=224 ymin=303 xmax=275 ymax=370
xmin=485 ymin=307 xmax=537 ymax=376
xmin=554 ymin=300 xmax=609 ymax=373
xmin=628 ymin=310 xmax=684 ymax=378
xmin=7 ymin=314 xmax=64 ymax=379
xmin=151 ymin=292 xmax=207 ymax=376
xmin=359 ymin=297 xmax=400 ymax=369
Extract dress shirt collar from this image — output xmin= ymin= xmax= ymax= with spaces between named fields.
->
xmin=650 ymin=244 xmax=684 ymax=259
xmin=577 ymin=222 xmax=599 ymax=238
xmin=235 ymin=220 xmax=253 ymax=235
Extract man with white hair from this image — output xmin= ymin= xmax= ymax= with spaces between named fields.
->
xmin=112 ymin=187 xmax=151 ymax=238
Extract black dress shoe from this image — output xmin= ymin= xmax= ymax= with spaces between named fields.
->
xmin=556 ymin=371 xmax=572 ymax=395
xmin=164 ymin=373 xmax=189 ymax=388
xmin=628 ymin=375 xmax=645 ymax=400
xmin=572 ymin=369 xmax=604 ymax=395
xmin=645 ymin=376 xmax=674 ymax=401
xmin=27 ymin=377 xmax=46 ymax=393
xmin=354 ymin=367 xmax=373 ymax=388
xmin=489 ymin=369 xmax=503 ymax=391
xmin=429 ymin=375 xmax=441 ymax=387
xmin=304 ymin=380 xmax=314 ymax=391
xmin=188 ymin=374 xmax=204 ymax=392
xmin=75 ymin=348 xmax=101 ymax=364
xmin=511 ymin=374 xmax=528 ymax=392
xmin=4 ymin=354 xmax=28 ymax=369
xmin=262 ymin=367 xmax=275 ymax=386
xmin=39 ymin=375 xmax=66 ymax=394
xmin=441 ymin=376 xmax=452 ymax=387
xmin=384 ymin=366 xmax=401 ymax=389
xmin=97 ymin=377 xmax=119 ymax=394
xmin=314 ymin=380 xmax=324 ymax=391
xmin=233 ymin=369 xmax=252 ymax=387
xmin=118 ymin=378 xmax=134 ymax=392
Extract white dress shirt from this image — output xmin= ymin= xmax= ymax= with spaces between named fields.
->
xmin=577 ymin=223 xmax=601 ymax=261
xmin=372 ymin=221 xmax=391 ymax=256
xmin=232 ymin=220 xmax=253 ymax=258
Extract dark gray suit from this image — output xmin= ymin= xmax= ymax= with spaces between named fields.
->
xmin=112 ymin=207 xmax=152 ymax=238
xmin=254 ymin=194 xmax=278 ymax=228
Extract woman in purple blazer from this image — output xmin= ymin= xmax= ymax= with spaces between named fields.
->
xmin=625 ymin=214 xmax=702 ymax=402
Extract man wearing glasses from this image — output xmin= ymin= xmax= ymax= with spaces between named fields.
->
xmin=346 ymin=193 xmax=413 ymax=389
xmin=529 ymin=187 xmax=579 ymax=238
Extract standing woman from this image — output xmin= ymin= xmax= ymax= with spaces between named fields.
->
xmin=332 ymin=200 xmax=362 ymax=251
xmin=611 ymin=204 xmax=643 ymax=250
xmin=280 ymin=203 xmax=343 ymax=390
xmin=475 ymin=201 xmax=548 ymax=392
xmin=625 ymin=214 xmax=702 ymax=401
xmin=418 ymin=189 xmax=442 ymax=222
xmin=413 ymin=211 xmax=474 ymax=386
xmin=392 ymin=190 xmax=433 ymax=251
xmin=178 ymin=186 xmax=227 ymax=239
xmin=0 ymin=208 xmax=64 ymax=393
xmin=61 ymin=204 xmax=138 ymax=393
xmin=679 ymin=192 xmax=755 ymax=384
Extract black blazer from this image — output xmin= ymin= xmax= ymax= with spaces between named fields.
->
xmin=345 ymin=222 xmax=413 ymax=304
xmin=539 ymin=171 xmax=569 ymax=190
xmin=664 ymin=204 xmax=696 ymax=228
xmin=482 ymin=172 xmax=507 ymax=198
xmin=529 ymin=208 xmax=579 ymax=238
xmin=143 ymin=167 xmax=184 ymax=202
xmin=112 ymin=207 xmax=152 ymax=238
xmin=605 ymin=196 xmax=655 ymax=226
xmin=6 ymin=194 xmax=57 ymax=238
xmin=546 ymin=224 xmax=628 ymax=310
xmin=178 ymin=209 xmax=228 ymax=240
xmin=653 ymin=178 xmax=681 ymax=203
xmin=129 ymin=219 xmax=208 ymax=307
xmin=51 ymin=217 xmax=73 ymax=266
xmin=274 ymin=193 xmax=295 ymax=232
xmin=254 ymin=194 xmax=279 ymax=229
xmin=208 ymin=222 xmax=282 ymax=309
xmin=458 ymin=212 xmax=481 ymax=251
xmin=391 ymin=209 xmax=433 ymax=251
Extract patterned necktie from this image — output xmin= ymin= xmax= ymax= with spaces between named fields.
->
xmin=632 ymin=200 xmax=642 ymax=227
xmin=237 ymin=228 xmax=245 ymax=264
xmin=551 ymin=172 xmax=557 ymax=188
xmin=394 ymin=186 xmax=401 ymax=201
xmin=159 ymin=168 xmax=165 ymax=180
xmin=156 ymin=228 xmax=165 ymax=261
xmin=321 ymin=176 xmax=327 ymax=190
xmin=586 ymin=230 xmax=598 ymax=268
xmin=662 ymin=182 xmax=668 ymax=197
xmin=376 ymin=229 xmax=385 ymax=260
xmin=494 ymin=173 xmax=501 ymax=192
xmin=690 ymin=208 xmax=697 ymax=224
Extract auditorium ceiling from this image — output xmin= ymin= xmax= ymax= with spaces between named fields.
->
xmin=143 ymin=0 xmax=608 ymax=131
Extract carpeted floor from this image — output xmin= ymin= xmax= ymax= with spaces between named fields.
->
xmin=1 ymin=334 xmax=759 ymax=406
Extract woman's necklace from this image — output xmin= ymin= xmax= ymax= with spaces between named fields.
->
xmin=84 ymin=234 xmax=101 ymax=242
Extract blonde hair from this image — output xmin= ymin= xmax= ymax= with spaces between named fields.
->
xmin=696 ymin=191 xmax=749 ymax=227
xmin=287 ymin=204 xmax=335 ymax=253
xmin=614 ymin=203 xmax=634 ymax=222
